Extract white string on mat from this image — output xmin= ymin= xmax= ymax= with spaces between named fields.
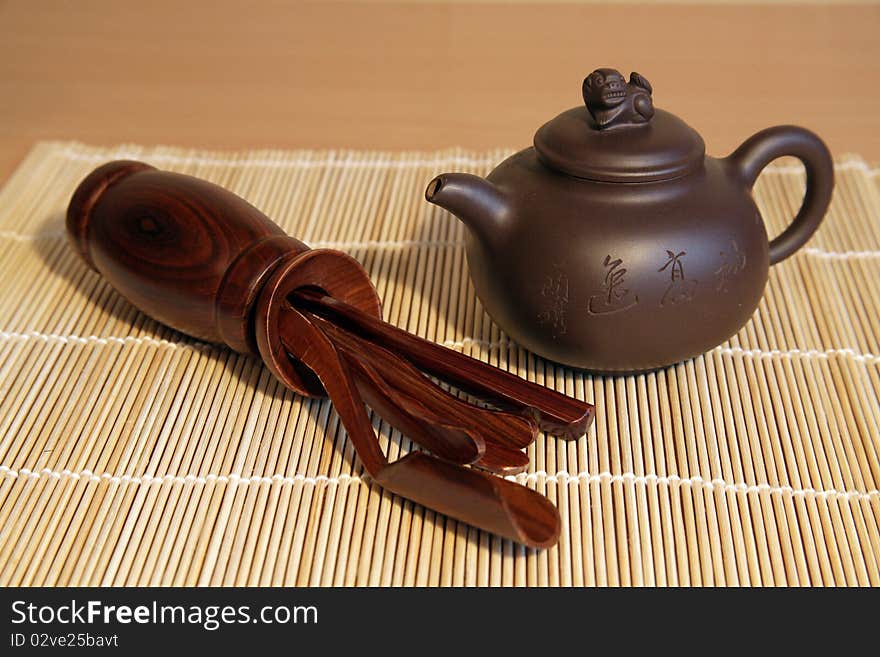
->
xmin=1 ymin=465 xmax=876 ymax=503
xmin=1 ymin=329 xmax=878 ymax=364
xmin=0 ymin=330 xmax=217 ymax=353
xmin=0 ymin=465 xmax=360 ymax=487
xmin=52 ymin=147 xmax=510 ymax=170
xmin=437 ymin=338 xmax=880 ymax=365
xmin=801 ymin=248 xmax=880 ymax=260
xmin=714 ymin=345 xmax=880 ymax=364
xmin=309 ymin=239 xmax=461 ymax=249
xmin=49 ymin=145 xmax=880 ymax=176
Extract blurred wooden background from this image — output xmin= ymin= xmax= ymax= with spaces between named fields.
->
xmin=1 ymin=1 xmax=878 ymax=184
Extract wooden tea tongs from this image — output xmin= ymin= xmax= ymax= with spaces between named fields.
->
xmin=66 ymin=161 xmax=595 ymax=548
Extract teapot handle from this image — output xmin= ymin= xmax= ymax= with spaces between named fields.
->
xmin=726 ymin=125 xmax=834 ymax=265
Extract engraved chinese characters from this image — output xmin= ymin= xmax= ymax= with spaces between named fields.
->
xmin=588 ymin=255 xmax=638 ymax=315
xmin=538 ymin=264 xmax=570 ymax=337
xmin=714 ymin=241 xmax=747 ymax=293
xmin=658 ymin=250 xmax=697 ymax=307
xmin=578 ymin=247 xmax=723 ymax=319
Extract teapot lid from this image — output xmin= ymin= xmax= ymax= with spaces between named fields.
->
xmin=534 ymin=69 xmax=705 ymax=183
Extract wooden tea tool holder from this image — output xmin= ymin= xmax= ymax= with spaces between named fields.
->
xmin=66 ymin=161 xmax=595 ymax=548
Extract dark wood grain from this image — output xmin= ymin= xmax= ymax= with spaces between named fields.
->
xmin=293 ymin=289 xmax=595 ymax=438
xmin=343 ymin=354 xmax=485 ymax=466
xmin=67 ymin=160 xmax=382 ymax=395
xmin=312 ymin=314 xmax=534 ymax=474
xmin=254 ymin=248 xmax=383 ymax=397
xmin=375 ymin=452 xmax=560 ymax=550
xmin=64 ymin=160 xmax=597 ymax=547
xmin=67 ymin=160 xmax=311 ymax=353
xmin=276 ymin=303 xmax=558 ymax=546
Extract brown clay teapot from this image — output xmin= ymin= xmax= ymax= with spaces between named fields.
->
xmin=426 ymin=68 xmax=834 ymax=373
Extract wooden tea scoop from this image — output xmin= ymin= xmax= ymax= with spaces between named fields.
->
xmin=66 ymin=160 xmax=595 ymax=548
xmin=331 ymin=349 xmax=486 ymax=466
xmin=278 ymin=305 xmax=559 ymax=546
xmin=317 ymin=329 xmax=531 ymax=475
xmin=291 ymin=288 xmax=595 ymax=439
xmin=309 ymin=314 xmax=533 ymax=474
xmin=251 ymin=249 xmax=551 ymax=541
xmin=320 ymin=332 xmax=529 ymax=474
xmin=311 ymin=314 xmax=538 ymax=448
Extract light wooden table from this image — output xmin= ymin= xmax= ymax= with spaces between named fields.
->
xmin=1 ymin=1 xmax=878 ymax=185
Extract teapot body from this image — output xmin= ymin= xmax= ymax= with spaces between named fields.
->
xmin=427 ymin=69 xmax=833 ymax=373
xmin=465 ymin=149 xmax=769 ymax=372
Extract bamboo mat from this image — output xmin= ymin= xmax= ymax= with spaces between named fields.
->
xmin=0 ymin=141 xmax=878 ymax=587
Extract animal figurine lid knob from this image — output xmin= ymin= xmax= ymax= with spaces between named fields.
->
xmin=534 ymin=68 xmax=706 ymax=183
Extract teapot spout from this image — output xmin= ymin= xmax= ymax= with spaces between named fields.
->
xmin=426 ymin=173 xmax=511 ymax=248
